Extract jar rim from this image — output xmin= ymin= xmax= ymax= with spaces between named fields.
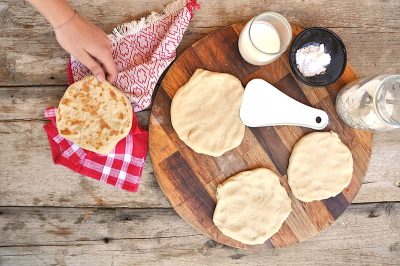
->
xmin=374 ymin=74 xmax=400 ymax=127
xmin=248 ymin=12 xmax=292 ymax=55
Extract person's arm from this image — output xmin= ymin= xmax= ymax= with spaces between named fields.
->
xmin=28 ymin=0 xmax=118 ymax=83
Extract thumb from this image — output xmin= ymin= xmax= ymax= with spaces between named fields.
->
xmin=76 ymin=51 xmax=106 ymax=82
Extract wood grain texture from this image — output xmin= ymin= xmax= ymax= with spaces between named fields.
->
xmin=0 ymin=86 xmax=399 ymax=208
xmin=149 ymin=24 xmax=373 ymax=249
xmin=0 ymin=119 xmax=170 ymax=208
xmin=0 ymin=86 xmax=170 ymax=208
xmin=0 ymin=119 xmax=398 ymax=208
xmin=0 ymin=0 xmax=399 ymax=86
xmin=0 ymin=203 xmax=399 ymax=265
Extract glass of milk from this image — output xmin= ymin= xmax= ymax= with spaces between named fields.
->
xmin=238 ymin=12 xmax=292 ymax=65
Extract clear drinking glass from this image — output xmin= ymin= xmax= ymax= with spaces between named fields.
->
xmin=238 ymin=12 xmax=292 ymax=65
xmin=336 ymin=74 xmax=400 ymax=131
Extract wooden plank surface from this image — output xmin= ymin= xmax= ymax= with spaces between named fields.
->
xmin=0 ymin=0 xmax=399 ymax=86
xmin=0 ymin=86 xmax=399 ymax=208
xmin=0 ymin=203 xmax=399 ymax=265
xmin=0 ymin=86 xmax=400 ymax=208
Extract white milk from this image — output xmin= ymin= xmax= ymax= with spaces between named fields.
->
xmin=250 ymin=21 xmax=280 ymax=53
xmin=239 ymin=21 xmax=281 ymax=65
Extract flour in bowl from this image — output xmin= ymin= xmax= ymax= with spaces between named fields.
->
xmin=295 ymin=43 xmax=331 ymax=77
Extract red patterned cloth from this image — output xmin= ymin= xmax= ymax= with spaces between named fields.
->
xmin=68 ymin=0 xmax=199 ymax=112
xmin=44 ymin=107 xmax=148 ymax=192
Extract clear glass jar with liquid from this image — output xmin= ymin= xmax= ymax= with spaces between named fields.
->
xmin=336 ymin=74 xmax=400 ymax=131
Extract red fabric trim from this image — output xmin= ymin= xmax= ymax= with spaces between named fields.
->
xmin=43 ymin=122 xmax=80 ymax=170
xmin=186 ymin=0 xmax=200 ymax=17
xmin=67 ymin=57 xmax=74 ymax=85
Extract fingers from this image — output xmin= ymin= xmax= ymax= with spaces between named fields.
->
xmin=75 ymin=51 xmax=106 ymax=82
xmin=95 ymin=48 xmax=118 ymax=84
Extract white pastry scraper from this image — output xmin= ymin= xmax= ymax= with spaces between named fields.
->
xmin=240 ymin=79 xmax=329 ymax=130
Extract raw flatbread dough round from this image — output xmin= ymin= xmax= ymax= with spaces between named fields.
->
xmin=171 ymin=69 xmax=245 ymax=157
xmin=213 ymin=168 xmax=292 ymax=245
xmin=288 ymin=131 xmax=353 ymax=202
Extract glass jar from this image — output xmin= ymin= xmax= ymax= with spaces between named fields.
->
xmin=336 ymin=74 xmax=400 ymax=131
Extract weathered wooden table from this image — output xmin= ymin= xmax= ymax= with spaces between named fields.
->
xmin=0 ymin=1 xmax=399 ymax=265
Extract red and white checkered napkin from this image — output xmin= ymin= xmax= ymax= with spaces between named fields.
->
xmin=68 ymin=0 xmax=200 ymax=112
xmin=43 ymin=107 xmax=148 ymax=192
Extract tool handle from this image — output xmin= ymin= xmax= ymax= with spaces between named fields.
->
xmin=282 ymin=102 xmax=329 ymax=130
xmin=240 ymin=79 xmax=329 ymax=130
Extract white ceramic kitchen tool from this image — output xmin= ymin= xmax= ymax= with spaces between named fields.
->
xmin=240 ymin=79 xmax=329 ymax=129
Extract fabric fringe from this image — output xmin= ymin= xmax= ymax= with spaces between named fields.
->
xmin=111 ymin=0 xmax=199 ymax=41
xmin=186 ymin=0 xmax=201 ymax=16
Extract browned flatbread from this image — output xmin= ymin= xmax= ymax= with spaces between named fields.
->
xmin=56 ymin=76 xmax=133 ymax=154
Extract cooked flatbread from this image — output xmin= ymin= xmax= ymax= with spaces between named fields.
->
xmin=56 ymin=76 xmax=132 ymax=154
xmin=288 ymin=131 xmax=353 ymax=202
xmin=171 ymin=69 xmax=245 ymax=157
xmin=213 ymin=168 xmax=292 ymax=245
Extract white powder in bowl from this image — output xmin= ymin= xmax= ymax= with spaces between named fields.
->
xmin=295 ymin=44 xmax=331 ymax=77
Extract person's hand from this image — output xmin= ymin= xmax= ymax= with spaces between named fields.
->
xmin=55 ymin=14 xmax=118 ymax=83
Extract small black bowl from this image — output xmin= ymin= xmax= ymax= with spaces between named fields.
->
xmin=289 ymin=27 xmax=347 ymax=86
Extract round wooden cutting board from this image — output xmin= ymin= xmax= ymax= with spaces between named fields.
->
xmin=149 ymin=23 xmax=373 ymax=249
